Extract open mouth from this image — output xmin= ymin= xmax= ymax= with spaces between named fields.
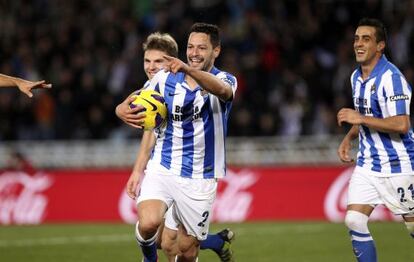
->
xmin=355 ymin=49 xmax=365 ymax=55
xmin=189 ymin=57 xmax=203 ymax=65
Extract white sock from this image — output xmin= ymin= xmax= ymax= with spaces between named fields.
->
xmin=135 ymin=221 xmax=158 ymax=246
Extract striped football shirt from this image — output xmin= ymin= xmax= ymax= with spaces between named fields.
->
xmin=145 ymin=67 xmax=237 ymax=179
xmin=351 ymin=55 xmax=414 ymax=176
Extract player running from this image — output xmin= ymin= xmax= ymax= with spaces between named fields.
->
xmin=116 ymin=30 xmax=235 ymax=262
xmin=337 ymin=18 xmax=414 ymax=262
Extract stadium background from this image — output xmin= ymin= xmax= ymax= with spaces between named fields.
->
xmin=1 ymin=0 xmax=414 ymax=261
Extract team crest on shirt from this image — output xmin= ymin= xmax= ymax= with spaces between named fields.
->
xmin=370 ymin=84 xmax=376 ymax=94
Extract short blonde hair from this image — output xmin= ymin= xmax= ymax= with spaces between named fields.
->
xmin=142 ymin=32 xmax=178 ymax=57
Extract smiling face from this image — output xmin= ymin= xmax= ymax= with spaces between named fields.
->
xmin=186 ymin=32 xmax=220 ymax=72
xmin=354 ymin=25 xmax=385 ymax=67
xmin=143 ymin=49 xmax=169 ymax=79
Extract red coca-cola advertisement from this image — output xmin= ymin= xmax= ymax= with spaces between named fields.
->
xmin=0 ymin=166 xmax=398 ymax=225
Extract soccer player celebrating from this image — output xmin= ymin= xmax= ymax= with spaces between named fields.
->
xmin=337 ymin=18 xmax=414 ymax=262
xmin=116 ymin=28 xmax=235 ymax=262
xmin=0 ymin=73 xmax=51 ymax=97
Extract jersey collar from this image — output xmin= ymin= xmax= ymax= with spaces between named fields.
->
xmin=357 ymin=55 xmax=388 ymax=83
xmin=209 ymin=66 xmax=219 ymax=75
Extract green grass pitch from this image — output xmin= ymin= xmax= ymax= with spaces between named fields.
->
xmin=1 ymin=222 xmax=413 ymax=261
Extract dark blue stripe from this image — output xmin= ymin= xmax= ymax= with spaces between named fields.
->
xmin=379 ymin=132 xmax=401 ymax=173
xmin=391 ymin=74 xmax=407 ymax=114
xmin=370 ymin=55 xmax=387 ymax=77
xmin=222 ymin=101 xmax=232 ymax=174
xmin=400 ymin=132 xmax=414 ymax=170
xmin=358 ymin=83 xmax=366 ymax=117
xmin=357 ymin=132 xmax=366 ymax=167
xmin=180 ymin=89 xmax=195 ymax=178
xmin=353 ymin=74 xmax=365 ymax=167
xmin=160 ymin=73 xmax=179 ymax=169
xmin=349 ymin=230 xmax=372 ymax=238
xmin=357 ymin=82 xmax=369 ymax=167
xmin=202 ymin=96 xmax=215 ymax=178
xmin=351 ymin=71 xmax=359 ymax=98
xmin=154 ymin=83 xmax=160 ymax=93
xmin=210 ymin=66 xmax=220 ymax=75
xmin=362 ymin=126 xmax=381 ymax=172
xmin=371 ymin=75 xmax=382 ymax=117
xmin=160 ymin=122 xmax=173 ymax=169
xmin=371 ymin=77 xmax=401 ymax=172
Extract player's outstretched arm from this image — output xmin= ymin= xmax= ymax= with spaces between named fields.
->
xmin=115 ymin=95 xmax=146 ymax=129
xmin=0 ymin=73 xmax=52 ymax=98
xmin=126 ymin=130 xmax=156 ymax=200
xmin=163 ymin=55 xmax=233 ymax=101
xmin=186 ymin=67 xmax=233 ymax=101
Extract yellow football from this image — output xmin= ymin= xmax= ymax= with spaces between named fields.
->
xmin=129 ymin=89 xmax=167 ymax=130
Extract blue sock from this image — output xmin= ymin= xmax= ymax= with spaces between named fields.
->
xmin=140 ymin=242 xmax=157 ymax=262
xmin=200 ymin=234 xmax=224 ymax=253
xmin=135 ymin=225 xmax=158 ymax=262
xmin=349 ymin=230 xmax=377 ymax=262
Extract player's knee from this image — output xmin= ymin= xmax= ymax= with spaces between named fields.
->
xmin=345 ymin=210 xmax=369 ymax=232
xmin=404 ymin=221 xmax=414 ymax=238
xmin=139 ymin=217 xmax=162 ymax=235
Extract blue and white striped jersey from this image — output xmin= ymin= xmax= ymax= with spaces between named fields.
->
xmin=145 ymin=67 xmax=237 ymax=179
xmin=351 ymin=55 xmax=414 ymax=176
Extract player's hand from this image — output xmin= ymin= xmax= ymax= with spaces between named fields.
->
xmin=163 ymin=55 xmax=190 ymax=73
xmin=115 ymin=96 xmax=146 ymax=129
xmin=337 ymin=138 xmax=354 ymax=163
xmin=17 ymin=79 xmax=52 ymax=98
xmin=126 ymin=171 xmax=142 ymax=200
xmin=337 ymin=108 xmax=363 ymax=126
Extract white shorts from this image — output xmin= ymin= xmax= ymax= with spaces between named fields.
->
xmin=348 ymin=166 xmax=414 ymax=216
xmin=137 ymin=169 xmax=217 ymax=240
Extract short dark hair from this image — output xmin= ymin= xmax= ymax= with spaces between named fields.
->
xmin=190 ymin=23 xmax=221 ymax=48
xmin=142 ymin=32 xmax=178 ymax=57
xmin=358 ymin=18 xmax=387 ymax=44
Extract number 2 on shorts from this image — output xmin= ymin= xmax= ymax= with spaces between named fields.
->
xmin=197 ymin=211 xmax=209 ymax=227
xmin=397 ymin=184 xmax=414 ymax=202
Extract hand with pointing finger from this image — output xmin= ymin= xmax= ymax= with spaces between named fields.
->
xmin=0 ymin=73 xmax=52 ymax=98
xmin=17 ymin=79 xmax=52 ymax=98
xmin=163 ymin=55 xmax=190 ymax=74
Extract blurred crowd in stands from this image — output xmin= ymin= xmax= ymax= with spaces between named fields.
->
xmin=1 ymin=0 xmax=414 ymax=140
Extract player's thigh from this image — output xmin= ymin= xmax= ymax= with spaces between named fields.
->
xmin=137 ymin=171 xmax=174 ymax=206
xmin=161 ymin=225 xmax=178 ymax=252
xmin=403 ymin=215 xmax=414 ymax=222
xmin=347 ymin=169 xmax=383 ymax=206
xmin=177 ymin=225 xmax=199 ymax=255
xmin=347 ymin=204 xmax=375 ymax=216
xmin=172 ymin=178 xmax=217 ymax=241
xmin=137 ymin=199 xmax=167 ymax=227
xmin=137 ymin=171 xmax=174 ymax=223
